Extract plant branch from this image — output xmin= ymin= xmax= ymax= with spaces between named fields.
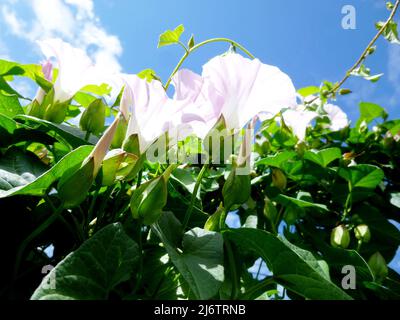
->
xmin=308 ymin=0 xmax=400 ymax=104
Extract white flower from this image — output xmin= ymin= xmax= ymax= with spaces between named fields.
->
xmin=324 ymin=104 xmax=349 ymax=131
xmin=37 ymin=38 xmax=107 ymax=103
xmin=282 ymin=105 xmax=318 ymax=141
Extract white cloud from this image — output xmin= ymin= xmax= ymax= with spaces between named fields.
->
xmin=0 ymin=0 xmax=123 ymax=73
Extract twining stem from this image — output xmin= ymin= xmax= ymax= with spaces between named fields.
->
xmin=182 ymin=163 xmax=209 ymax=231
xmin=164 ymin=37 xmax=255 ymax=90
xmin=14 ymin=202 xmax=64 ymax=278
xmin=308 ymin=0 xmax=400 ymax=104
xmin=225 ymin=239 xmax=240 ymax=300
xmin=342 ymin=182 xmax=353 ymax=221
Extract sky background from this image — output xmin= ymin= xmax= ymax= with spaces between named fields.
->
xmin=0 ymin=0 xmax=399 ymax=272
xmin=0 ymin=0 xmax=400 ymax=123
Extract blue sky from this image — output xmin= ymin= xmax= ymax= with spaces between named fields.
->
xmin=0 ymin=0 xmax=399 ymax=122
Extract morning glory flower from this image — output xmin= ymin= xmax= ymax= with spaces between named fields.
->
xmin=201 ymin=52 xmax=297 ymax=130
xmin=171 ymin=69 xmax=224 ymax=139
xmin=37 ymin=38 xmax=105 ymax=103
xmin=282 ymin=106 xmax=318 ymax=141
xmin=123 ymin=75 xmax=191 ymax=154
xmin=323 ymin=104 xmax=349 ymax=131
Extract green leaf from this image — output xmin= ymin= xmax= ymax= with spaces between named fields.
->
xmin=0 ymin=92 xmax=24 ymax=117
xmin=304 ymin=148 xmax=342 ymax=167
xmin=275 ymin=193 xmax=329 ymax=212
xmin=0 ymin=147 xmax=48 ymax=192
xmin=256 ymin=151 xmax=297 ymax=168
xmin=225 ymin=228 xmax=352 ymax=300
xmin=137 ymin=69 xmax=161 ymax=82
xmin=14 ymin=115 xmax=98 ymax=148
xmin=297 ymin=86 xmax=320 ymax=98
xmin=31 ymin=223 xmax=139 ymax=300
xmin=158 ymin=24 xmax=185 ymax=48
xmin=152 ymin=212 xmax=224 ymax=300
xmin=376 ymin=20 xmax=400 ymax=44
xmin=339 ymin=164 xmax=384 ymax=189
xmin=0 ymin=145 xmax=93 ymax=198
xmin=358 ymin=102 xmax=387 ymax=125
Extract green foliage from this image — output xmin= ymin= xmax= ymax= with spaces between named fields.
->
xmin=1 ymin=21 xmax=400 ymax=302
xmin=31 ymin=223 xmax=139 ymax=300
xmin=158 ymin=24 xmax=185 ymax=48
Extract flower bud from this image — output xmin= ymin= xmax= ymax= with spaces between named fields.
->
xmin=79 ymin=99 xmax=106 ymax=135
xmin=222 ymin=162 xmax=251 ymax=210
xmin=330 ymin=225 xmax=350 ymax=249
xmin=58 ymin=157 xmax=95 ymax=208
xmin=130 ymin=165 xmax=176 ymax=225
xmin=272 ymin=168 xmax=287 ymax=191
xmin=101 ymin=149 xmax=138 ymax=186
xmin=111 ymin=116 xmax=128 ymax=149
xmin=43 ymin=100 xmax=69 ymax=124
xmin=204 ymin=204 xmax=224 ymax=232
xmin=26 ymin=100 xmax=42 ymax=118
xmin=368 ymin=252 xmax=388 ymax=282
xmin=354 ymin=224 xmax=371 ymax=243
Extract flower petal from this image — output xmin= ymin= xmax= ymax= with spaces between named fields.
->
xmin=202 ymin=52 xmax=296 ymax=130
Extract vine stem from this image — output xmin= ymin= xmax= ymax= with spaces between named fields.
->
xmin=308 ymin=0 xmax=400 ymax=104
xmin=182 ymin=163 xmax=209 ymax=231
xmin=164 ymin=38 xmax=255 ymax=90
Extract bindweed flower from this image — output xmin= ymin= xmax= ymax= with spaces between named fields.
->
xmin=201 ymin=52 xmax=297 ymax=130
xmin=281 ymin=105 xmax=318 ymax=141
xmin=122 ymin=75 xmax=196 ymax=155
xmin=323 ymin=104 xmax=349 ymax=131
xmin=37 ymin=38 xmax=106 ymax=104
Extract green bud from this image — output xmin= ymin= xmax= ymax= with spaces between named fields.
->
xmin=222 ymin=164 xmax=251 ymax=210
xmin=368 ymin=252 xmax=388 ymax=282
xmin=111 ymin=116 xmax=128 ymax=149
xmin=354 ymin=224 xmax=371 ymax=243
xmin=204 ymin=204 xmax=224 ymax=232
xmin=123 ymin=134 xmax=141 ymax=157
xmin=58 ymin=158 xmax=95 ymax=208
xmin=44 ymin=100 xmax=69 ymax=124
xmin=330 ymin=225 xmax=351 ymax=249
xmin=26 ymin=100 xmax=42 ymax=118
xmin=101 ymin=149 xmax=138 ymax=186
xmin=272 ymin=168 xmax=287 ymax=191
xmin=79 ymin=99 xmax=106 ymax=135
xmin=130 ymin=165 xmax=175 ymax=225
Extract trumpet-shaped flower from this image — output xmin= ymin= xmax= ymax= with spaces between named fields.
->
xmin=282 ymin=106 xmax=318 ymax=141
xmin=37 ymin=38 xmax=105 ymax=103
xmin=124 ymin=75 xmax=190 ymax=154
xmin=324 ymin=104 xmax=349 ymax=131
xmin=201 ymin=52 xmax=297 ymax=130
xmin=171 ymin=69 xmax=224 ymax=139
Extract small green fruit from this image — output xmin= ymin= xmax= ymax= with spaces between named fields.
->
xmin=330 ymin=225 xmax=351 ymax=249
xmin=354 ymin=224 xmax=371 ymax=243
